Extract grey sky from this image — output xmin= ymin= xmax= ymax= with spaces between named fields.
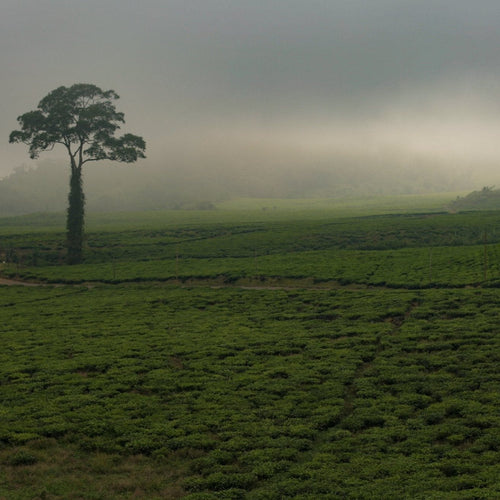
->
xmin=2 ymin=0 xmax=500 ymax=180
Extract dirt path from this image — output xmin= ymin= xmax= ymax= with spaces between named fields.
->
xmin=0 ymin=275 xmax=477 ymax=292
xmin=0 ymin=278 xmax=43 ymax=287
xmin=0 ymin=275 xmax=384 ymax=292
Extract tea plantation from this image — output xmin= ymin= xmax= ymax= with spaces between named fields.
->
xmin=1 ymin=200 xmax=499 ymax=499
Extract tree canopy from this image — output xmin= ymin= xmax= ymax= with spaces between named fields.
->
xmin=9 ymin=83 xmax=146 ymax=167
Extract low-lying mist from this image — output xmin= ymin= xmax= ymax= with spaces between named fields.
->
xmin=0 ymin=144 xmax=494 ymax=216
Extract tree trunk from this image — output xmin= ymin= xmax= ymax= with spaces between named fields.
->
xmin=66 ymin=164 xmax=85 ymax=264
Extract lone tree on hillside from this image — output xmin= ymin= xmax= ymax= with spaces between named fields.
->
xmin=9 ymin=83 xmax=146 ymax=264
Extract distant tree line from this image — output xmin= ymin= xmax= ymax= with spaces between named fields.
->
xmin=450 ymin=186 xmax=500 ymax=211
xmin=0 ymin=159 xmax=481 ymax=218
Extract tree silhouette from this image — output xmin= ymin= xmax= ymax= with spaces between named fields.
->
xmin=10 ymin=83 xmax=146 ymax=263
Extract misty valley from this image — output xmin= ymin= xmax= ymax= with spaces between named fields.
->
xmin=1 ymin=198 xmax=499 ymax=499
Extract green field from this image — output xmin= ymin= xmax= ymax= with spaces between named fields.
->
xmin=1 ymin=196 xmax=499 ymax=499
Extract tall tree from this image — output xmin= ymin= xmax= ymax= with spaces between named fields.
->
xmin=9 ymin=83 xmax=146 ymax=264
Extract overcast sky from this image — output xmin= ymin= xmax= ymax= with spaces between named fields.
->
xmin=2 ymin=0 xmax=500 ymax=181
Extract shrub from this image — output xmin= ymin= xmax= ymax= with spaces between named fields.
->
xmin=7 ymin=450 xmax=38 ymax=466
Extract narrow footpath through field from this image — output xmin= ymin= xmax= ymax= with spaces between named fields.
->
xmin=0 ymin=275 xmax=481 ymax=291
xmin=0 ymin=278 xmax=42 ymax=287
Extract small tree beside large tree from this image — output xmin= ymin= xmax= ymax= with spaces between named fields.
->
xmin=9 ymin=83 xmax=146 ymax=264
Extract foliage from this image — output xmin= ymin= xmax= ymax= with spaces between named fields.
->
xmin=9 ymin=85 xmax=145 ymax=164
xmin=1 ymin=206 xmax=500 ymax=497
xmin=9 ymin=84 xmax=146 ymax=264
xmin=0 ymin=285 xmax=499 ymax=498
xmin=2 ymin=209 xmax=500 ymax=288
xmin=450 ymin=186 xmax=500 ymax=211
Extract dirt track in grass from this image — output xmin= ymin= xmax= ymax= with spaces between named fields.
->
xmin=0 ymin=275 xmax=477 ymax=292
xmin=0 ymin=277 xmax=43 ymax=287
